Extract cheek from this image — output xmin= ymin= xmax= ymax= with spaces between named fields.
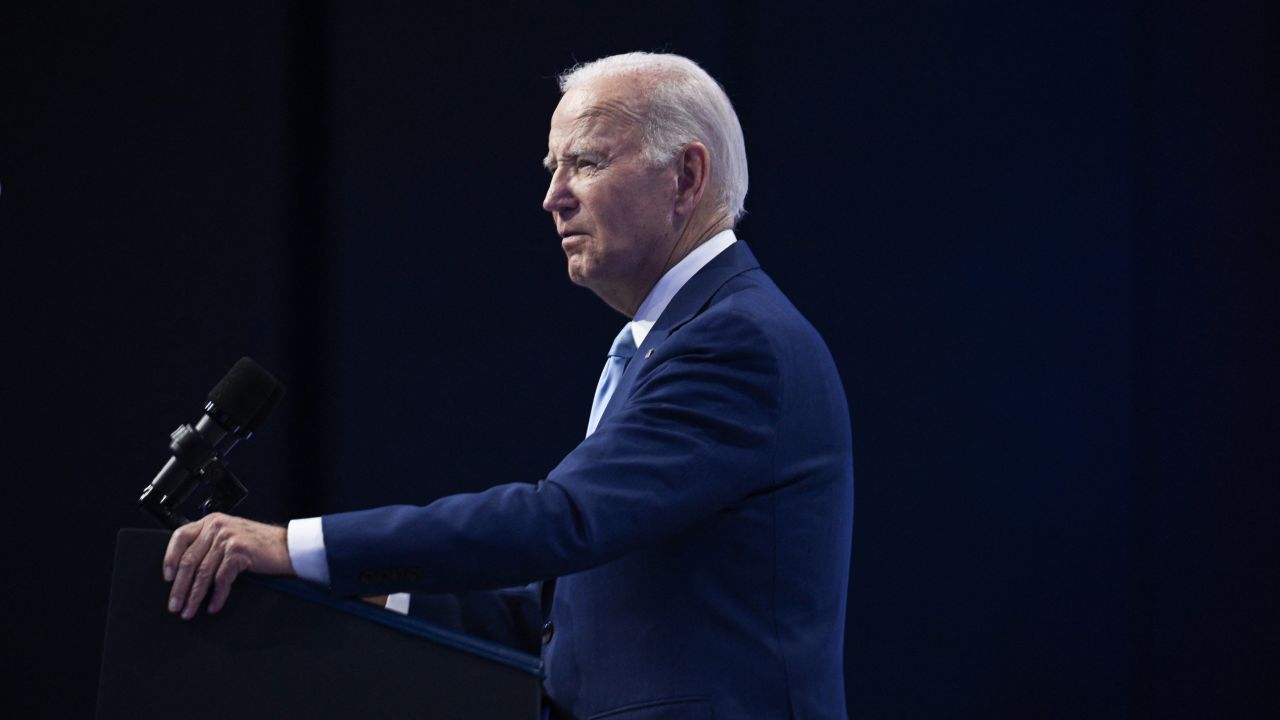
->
xmin=623 ymin=179 xmax=674 ymax=229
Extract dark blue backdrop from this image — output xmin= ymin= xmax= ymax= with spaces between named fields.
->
xmin=0 ymin=2 xmax=1274 ymax=717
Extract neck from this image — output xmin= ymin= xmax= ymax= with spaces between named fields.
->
xmin=603 ymin=207 xmax=734 ymax=318
xmin=655 ymin=202 xmax=733 ymax=287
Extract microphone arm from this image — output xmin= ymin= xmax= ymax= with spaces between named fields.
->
xmin=138 ymin=408 xmax=250 ymax=529
xmin=138 ymin=358 xmax=284 ymax=529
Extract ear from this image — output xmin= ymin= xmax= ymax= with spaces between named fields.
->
xmin=673 ymin=141 xmax=711 ymax=217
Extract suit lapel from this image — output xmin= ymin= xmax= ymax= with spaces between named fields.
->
xmin=599 ymin=241 xmax=762 ymax=426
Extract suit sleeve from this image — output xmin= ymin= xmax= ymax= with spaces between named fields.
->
xmin=321 ymin=306 xmax=780 ymax=597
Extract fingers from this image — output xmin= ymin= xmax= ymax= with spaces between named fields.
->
xmin=163 ymin=521 xmax=199 ymax=583
xmin=207 ymin=549 xmax=250 ymax=615
xmin=162 ymin=514 xmax=292 ymax=620
xmin=168 ymin=516 xmax=218 ymax=616
xmin=181 ymin=541 xmax=227 ymax=620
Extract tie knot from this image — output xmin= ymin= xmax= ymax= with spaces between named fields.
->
xmin=608 ymin=323 xmax=637 ymax=360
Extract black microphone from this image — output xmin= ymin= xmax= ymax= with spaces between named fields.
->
xmin=138 ymin=357 xmax=285 ymax=529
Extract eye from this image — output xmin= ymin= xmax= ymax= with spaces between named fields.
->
xmin=576 ymin=158 xmax=597 ymax=170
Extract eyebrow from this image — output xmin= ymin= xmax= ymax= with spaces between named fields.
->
xmin=542 ymin=139 xmax=609 ymax=171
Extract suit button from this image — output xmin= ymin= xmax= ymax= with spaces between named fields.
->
xmin=542 ymin=621 xmax=554 ymax=645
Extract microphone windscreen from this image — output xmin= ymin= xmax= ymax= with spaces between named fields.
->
xmin=208 ymin=357 xmax=286 ymax=433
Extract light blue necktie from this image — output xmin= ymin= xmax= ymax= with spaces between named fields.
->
xmin=586 ymin=323 xmax=636 ymax=436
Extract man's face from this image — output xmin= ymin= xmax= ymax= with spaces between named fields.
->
xmin=542 ymin=78 xmax=677 ymax=315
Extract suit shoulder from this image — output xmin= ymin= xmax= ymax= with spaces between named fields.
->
xmin=704 ymin=268 xmax=832 ymax=351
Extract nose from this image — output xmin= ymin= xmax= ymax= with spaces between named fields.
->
xmin=542 ymin=167 xmax=577 ymax=215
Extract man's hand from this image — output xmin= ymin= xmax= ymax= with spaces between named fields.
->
xmin=163 ymin=513 xmax=295 ymax=620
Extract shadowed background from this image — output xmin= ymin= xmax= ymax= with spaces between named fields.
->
xmin=0 ymin=1 xmax=1274 ymax=717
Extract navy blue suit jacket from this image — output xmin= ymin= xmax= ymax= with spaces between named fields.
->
xmin=323 ymin=241 xmax=854 ymax=719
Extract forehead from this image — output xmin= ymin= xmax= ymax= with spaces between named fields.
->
xmin=547 ymin=78 xmax=646 ymax=151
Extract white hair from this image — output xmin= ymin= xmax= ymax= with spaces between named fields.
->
xmin=558 ymin=52 xmax=749 ymax=224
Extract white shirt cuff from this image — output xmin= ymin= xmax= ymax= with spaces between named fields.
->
xmin=286 ymin=517 xmax=331 ymax=586
xmin=384 ymin=593 xmax=411 ymax=615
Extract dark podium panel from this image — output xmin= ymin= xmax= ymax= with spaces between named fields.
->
xmin=97 ymin=529 xmax=542 ymax=719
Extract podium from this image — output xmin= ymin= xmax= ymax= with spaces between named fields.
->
xmin=97 ymin=529 xmax=542 ymax=719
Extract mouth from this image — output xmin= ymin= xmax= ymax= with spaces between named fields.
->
xmin=560 ymin=233 xmax=586 ymax=250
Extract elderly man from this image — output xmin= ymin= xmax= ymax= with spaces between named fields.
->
xmin=163 ymin=52 xmax=853 ymax=719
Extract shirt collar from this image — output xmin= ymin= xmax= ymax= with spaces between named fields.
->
xmin=629 ymin=229 xmax=738 ymax=347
